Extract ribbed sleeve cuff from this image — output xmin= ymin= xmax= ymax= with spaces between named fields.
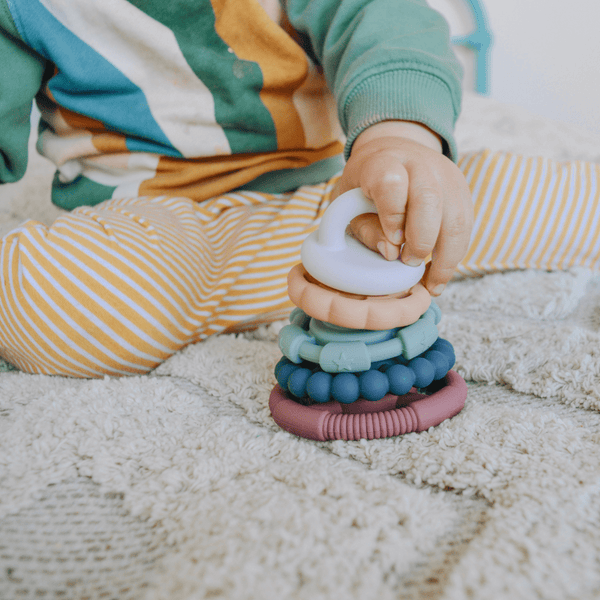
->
xmin=342 ymin=69 xmax=460 ymax=162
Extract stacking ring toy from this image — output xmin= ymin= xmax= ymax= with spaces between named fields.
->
xmin=269 ymin=186 xmax=467 ymax=441
xmin=287 ymin=264 xmax=431 ymax=330
xmin=269 ymin=370 xmax=467 ymax=441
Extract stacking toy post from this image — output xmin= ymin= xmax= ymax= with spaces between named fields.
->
xmin=269 ymin=188 xmax=467 ymax=441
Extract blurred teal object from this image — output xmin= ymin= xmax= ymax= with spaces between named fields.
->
xmin=0 ymin=359 xmax=16 ymax=372
xmin=452 ymin=0 xmax=493 ymax=95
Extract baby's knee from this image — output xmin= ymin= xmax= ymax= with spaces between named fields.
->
xmin=0 ymin=215 xmax=200 ymax=377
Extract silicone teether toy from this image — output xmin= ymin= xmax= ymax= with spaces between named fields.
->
xmin=269 ymin=188 xmax=466 ymax=441
xmin=301 ymin=190 xmax=425 ymax=295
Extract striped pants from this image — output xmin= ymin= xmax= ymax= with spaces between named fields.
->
xmin=1 ymin=149 xmax=600 ymax=377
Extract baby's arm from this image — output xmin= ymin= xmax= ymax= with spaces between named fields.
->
xmin=0 ymin=12 xmax=46 ymax=184
xmin=335 ymin=120 xmax=474 ymax=296
xmin=283 ymin=0 xmax=469 ymax=294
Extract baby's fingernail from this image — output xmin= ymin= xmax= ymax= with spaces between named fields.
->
xmin=403 ymin=256 xmax=422 ymax=267
xmin=377 ymin=241 xmax=392 ymax=260
xmin=392 ymin=230 xmax=402 ymax=245
xmin=430 ymin=284 xmax=446 ymax=296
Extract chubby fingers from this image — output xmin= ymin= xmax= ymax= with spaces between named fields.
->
xmin=345 ymin=153 xmax=410 ymax=259
xmin=338 ymin=133 xmax=474 ymax=296
xmin=357 ymin=151 xmax=473 ymax=296
xmin=399 ymin=161 xmax=444 ymax=268
xmin=348 ymin=213 xmax=402 ymax=260
xmin=421 ymin=165 xmax=474 ymax=294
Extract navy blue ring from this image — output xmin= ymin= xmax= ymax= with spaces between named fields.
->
xmin=275 ymin=337 xmax=456 ymax=405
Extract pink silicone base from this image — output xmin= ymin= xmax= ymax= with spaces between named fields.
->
xmin=269 ymin=370 xmax=467 ymax=441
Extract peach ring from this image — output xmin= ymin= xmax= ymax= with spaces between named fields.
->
xmin=287 ymin=263 xmax=432 ymax=330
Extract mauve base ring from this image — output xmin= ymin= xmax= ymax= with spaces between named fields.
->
xmin=269 ymin=370 xmax=467 ymax=441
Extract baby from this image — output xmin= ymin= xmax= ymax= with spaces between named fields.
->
xmin=1 ymin=0 xmax=597 ymax=377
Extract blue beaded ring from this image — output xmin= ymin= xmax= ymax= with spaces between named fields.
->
xmin=274 ymin=337 xmax=456 ymax=405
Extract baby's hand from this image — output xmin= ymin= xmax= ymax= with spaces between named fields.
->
xmin=332 ymin=121 xmax=473 ymax=296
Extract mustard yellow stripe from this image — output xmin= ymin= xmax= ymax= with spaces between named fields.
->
xmin=577 ymin=163 xmax=600 ymax=266
xmin=464 ymin=149 xmax=494 ymax=198
xmin=25 ymin=232 xmax=184 ymax=359
xmin=51 ymin=222 xmax=201 ymax=327
xmin=522 ymin=161 xmax=568 ymax=268
xmin=458 ymin=151 xmax=481 ymax=181
xmin=7 ymin=252 xmax=118 ymax=375
xmin=212 ymin=0 xmax=308 ymax=149
xmin=460 ymin=151 xmax=507 ymax=269
xmin=0 ymin=240 xmax=85 ymax=376
xmin=73 ymin=206 xmax=207 ymax=302
xmin=488 ymin=156 xmax=534 ymax=269
xmin=546 ymin=161 xmax=583 ymax=268
xmin=507 ymin=157 xmax=551 ymax=268
xmin=470 ymin=153 xmax=519 ymax=265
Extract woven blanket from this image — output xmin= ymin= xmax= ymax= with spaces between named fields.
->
xmin=2 ymin=93 xmax=600 ymax=600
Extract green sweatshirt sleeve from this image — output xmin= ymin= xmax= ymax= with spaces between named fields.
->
xmin=0 ymin=0 xmax=47 ymax=183
xmin=283 ymin=0 xmax=463 ymax=161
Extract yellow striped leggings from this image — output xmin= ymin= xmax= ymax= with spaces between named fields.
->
xmin=2 ymin=148 xmax=600 ymax=377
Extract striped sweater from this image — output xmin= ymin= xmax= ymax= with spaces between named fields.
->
xmin=0 ymin=0 xmax=462 ymax=209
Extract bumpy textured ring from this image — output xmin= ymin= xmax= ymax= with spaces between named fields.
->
xmin=269 ymin=370 xmax=467 ymax=441
xmin=286 ymin=263 xmax=432 ymax=330
xmin=278 ymin=303 xmax=441 ymax=373
xmin=275 ymin=337 xmax=456 ymax=404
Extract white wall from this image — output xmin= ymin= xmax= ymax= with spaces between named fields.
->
xmin=429 ymin=0 xmax=600 ymax=137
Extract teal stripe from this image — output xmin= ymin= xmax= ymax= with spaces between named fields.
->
xmin=125 ymin=0 xmax=278 ymax=153
xmin=51 ymin=173 xmax=117 ymax=210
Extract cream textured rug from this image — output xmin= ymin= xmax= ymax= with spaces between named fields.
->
xmin=2 ymin=93 xmax=600 ymax=600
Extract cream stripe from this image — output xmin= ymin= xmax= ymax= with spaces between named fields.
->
xmin=25 ymin=232 xmax=187 ymax=352
xmin=78 ymin=154 xmax=161 ymax=198
xmin=463 ymin=153 xmax=510 ymax=269
xmin=4 ymin=240 xmax=110 ymax=376
xmin=54 ymin=222 xmax=205 ymax=321
xmin=0 ymin=237 xmax=84 ymax=375
xmin=538 ymin=162 xmax=579 ymax=268
xmin=487 ymin=156 xmax=532 ymax=269
xmin=49 ymin=230 xmax=201 ymax=335
xmin=472 ymin=153 xmax=520 ymax=267
xmin=561 ymin=162 xmax=595 ymax=267
xmin=525 ymin=163 xmax=569 ymax=268
xmin=19 ymin=257 xmax=153 ymax=374
xmin=39 ymin=0 xmax=231 ymax=157
xmin=505 ymin=158 xmax=551 ymax=268
xmin=22 ymin=240 xmax=178 ymax=358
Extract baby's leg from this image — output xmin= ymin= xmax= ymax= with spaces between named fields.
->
xmin=0 ymin=181 xmax=336 ymax=377
xmin=457 ymin=149 xmax=600 ymax=274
